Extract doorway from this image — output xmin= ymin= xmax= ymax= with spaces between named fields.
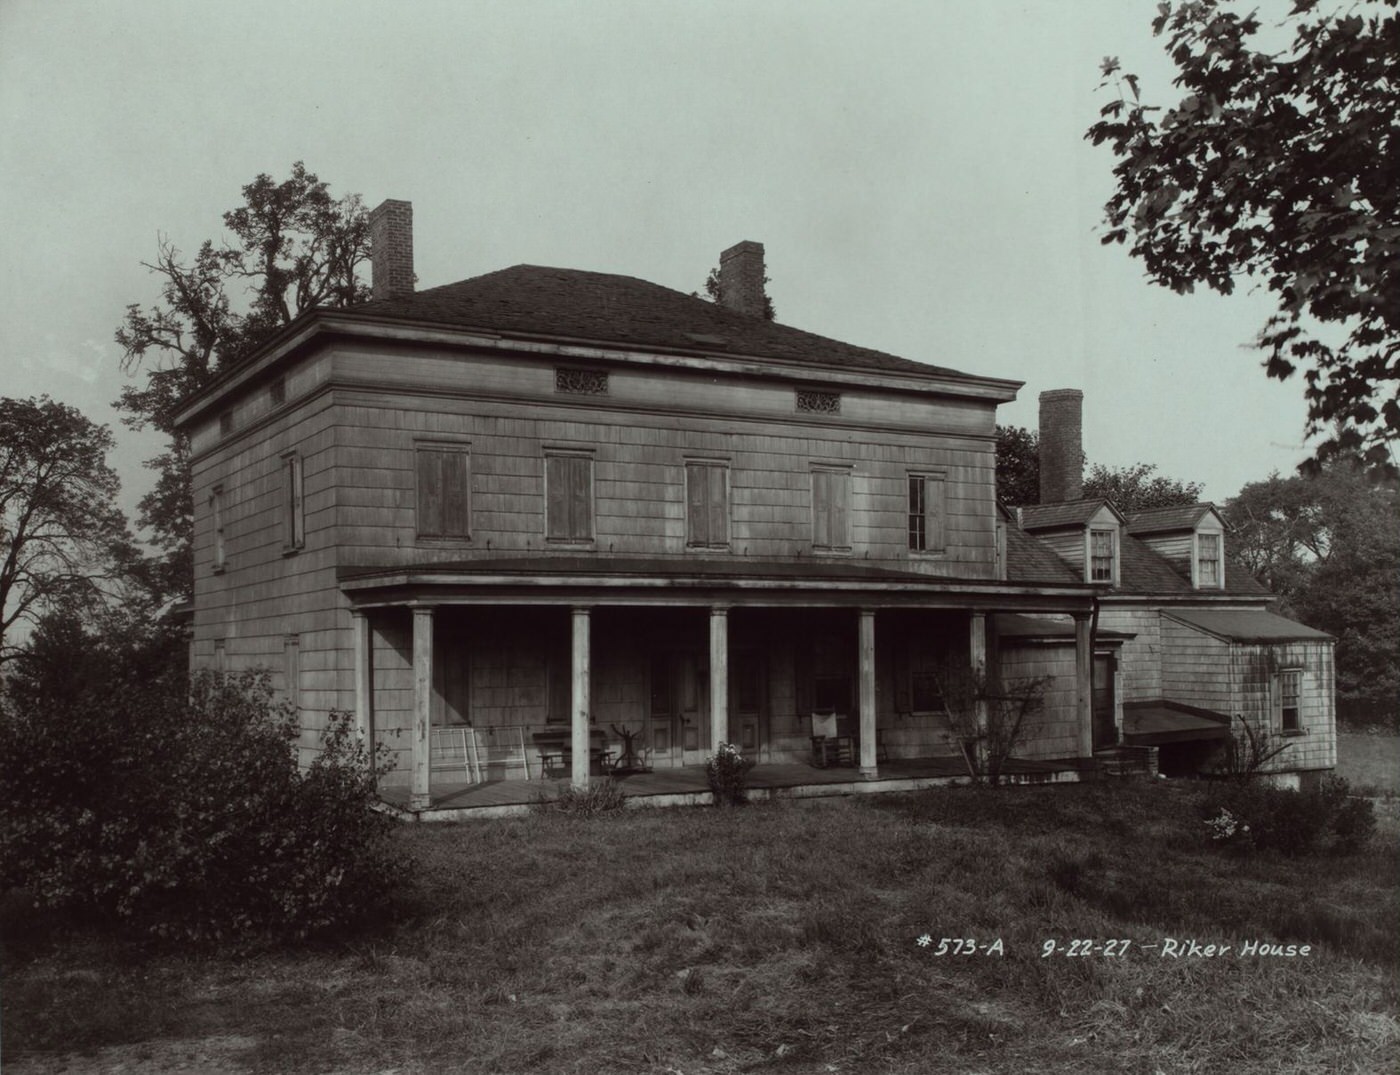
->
xmin=648 ymin=650 xmax=710 ymax=767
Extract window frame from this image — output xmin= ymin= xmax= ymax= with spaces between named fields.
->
xmin=810 ymin=465 xmax=853 ymax=553
xmin=282 ymin=451 xmax=305 ymax=554
xmin=415 ymin=441 xmax=473 ymax=542
xmin=907 ymin=472 xmax=948 ymax=555
xmin=685 ymin=459 xmax=731 ymax=550
xmin=1278 ymin=668 xmax=1303 ymax=734
xmin=283 ymin=634 xmax=301 ymax=710
xmin=544 ymin=449 xmax=595 ymax=545
xmin=1195 ymin=531 xmax=1224 ymax=589
xmin=210 ymin=485 xmax=226 ymax=573
xmin=1088 ymin=527 xmax=1116 ymax=584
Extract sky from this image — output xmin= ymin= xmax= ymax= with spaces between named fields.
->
xmin=0 ymin=0 xmax=1313 ymax=528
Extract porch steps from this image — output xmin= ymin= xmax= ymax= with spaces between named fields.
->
xmin=1094 ymin=745 xmax=1159 ymax=779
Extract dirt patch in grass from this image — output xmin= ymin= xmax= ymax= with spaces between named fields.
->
xmin=4 ymin=783 xmax=1398 ymax=1074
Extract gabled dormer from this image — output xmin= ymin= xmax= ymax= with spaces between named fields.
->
xmin=1125 ymin=504 xmax=1228 ymax=590
xmin=1019 ymin=498 xmax=1129 ymax=586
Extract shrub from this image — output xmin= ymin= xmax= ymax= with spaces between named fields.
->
xmin=706 ymin=742 xmax=755 ymax=806
xmin=0 ymin=666 xmax=403 ymax=945
xmin=1198 ymin=775 xmax=1375 ymax=857
xmin=537 ymin=778 xmax=629 ymax=818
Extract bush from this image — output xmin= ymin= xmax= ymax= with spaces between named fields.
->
xmin=706 ymin=742 xmax=755 ymax=806
xmin=0 ymin=666 xmax=403 ymax=945
xmin=1198 ymin=775 xmax=1375 ymax=857
xmin=537 ymin=779 xmax=629 ymax=818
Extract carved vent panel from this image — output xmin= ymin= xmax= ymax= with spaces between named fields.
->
xmin=555 ymin=368 xmax=609 ymax=395
xmin=796 ymin=389 xmax=841 ymax=414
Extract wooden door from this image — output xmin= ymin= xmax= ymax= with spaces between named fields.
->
xmin=1092 ymin=653 xmax=1117 ymax=749
xmin=648 ymin=650 xmax=710 ymax=767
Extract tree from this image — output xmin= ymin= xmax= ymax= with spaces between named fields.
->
xmin=116 ymin=163 xmax=371 ymax=602
xmin=0 ymin=397 xmax=132 ymax=663
xmin=1088 ymin=0 xmax=1400 ymax=477
xmin=995 ymin=425 xmax=1041 ymax=506
xmin=1224 ymin=461 xmax=1400 ymax=724
xmin=697 ymin=265 xmax=776 ymax=320
xmin=1083 ymin=462 xmax=1203 ymax=513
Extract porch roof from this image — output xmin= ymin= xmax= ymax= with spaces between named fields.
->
xmin=337 ymin=555 xmax=1100 ymax=610
xmin=1122 ymin=700 xmax=1232 ymax=745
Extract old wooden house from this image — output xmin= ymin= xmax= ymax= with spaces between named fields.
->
xmin=173 ymin=200 xmax=1334 ymax=811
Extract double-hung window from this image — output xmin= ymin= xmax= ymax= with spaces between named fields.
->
xmin=545 ymin=452 xmax=594 ymax=543
xmin=1089 ymin=528 xmax=1115 ymax=583
xmin=1197 ymin=532 xmax=1222 ymax=588
xmin=907 ymin=473 xmax=947 ymax=553
xmin=686 ymin=461 xmax=729 ymax=549
xmin=1279 ymin=670 xmax=1302 ymax=733
xmin=282 ymin=452 xmax=305 ymax=552
xmin=811 ymin=466 xmax=852 ymax=552
xmin=417 ymin=444 xmax=471 ymax=539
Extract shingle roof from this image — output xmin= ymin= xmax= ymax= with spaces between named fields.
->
xmin=1019 ymin=499 xmax=1125 ymax=531
xmin=1005 ymin=526 xmax=1082 ymax=584
xmin=1125 ymin=504 xmax=1223 ymax=535
xmin=344 ymin=265 xmax=969 ymax=378
xmin=1165 ymin=609 xmax=1332 ymax=643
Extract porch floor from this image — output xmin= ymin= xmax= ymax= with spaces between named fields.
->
xmin=379 ymin=754 xmax=1096 ymax=818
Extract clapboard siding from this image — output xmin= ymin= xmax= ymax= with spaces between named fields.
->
xmin=330 ymin=393 xmax=998 ymax=574
xmin=1098 ymin=608 xmax=1163 ymax=701
xmin=1161 ymin=616 xmax=1233 ymax=714
xmin=999 ymin=643 xmax=1079 ymax=760
xmin=1232 ymin=640 xmax=1336 ymax=772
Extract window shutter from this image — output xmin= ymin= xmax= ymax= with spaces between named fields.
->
xmin=287 ymin=456 xmax=305 ymax=547
xmin=1270 ymin=673 xmax=1281 ymax=730
xmin=708 ymin=465 xmax=727 ymax=545
xmin=441 ymin=451 xmax=470 ymax=537
xmin=418 ymin=450 xmax=443 ymax=535
xmin=830 ymin=471 xmax=850 ymax=548
xmin=568 ymin=456 xmax=592 ymax=540
xmin=686 ymin=464 xmax=707 ymax=545
xmin=894 ymin=634 xmax=912 ymax=713
xmin=927 ymin=476 xmax=946 ymax=553
xmin=546 ymin=456 xmax=568 ymax=540
xmin=812 ymin=470 xmax=831 ymax=547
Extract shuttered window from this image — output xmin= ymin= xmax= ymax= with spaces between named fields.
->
xmin=907 ymin=473 xmax=947 ymax=553
xmin=416 ymin=447 xmax=471 ymax=539
xmin=686 ymin=462 xmax=729 ymax=548
xmin=283 ymin=453 xmax=305 ymax=551
xmin=284 ymin=635 xmax=300 ymax=709
xmin=211 ymin=487 xmax=226 ymax=571
xmin=546 ymin=453 xmax=593 ymax=542
xmin=811 ymin=467 xmax=851 ymax=551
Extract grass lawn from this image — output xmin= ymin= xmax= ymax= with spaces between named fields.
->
xmin=1337 ymin=730 xmax=1400 ymax=796
xmin=3 ymin=781 xmax=1398 ymax=1074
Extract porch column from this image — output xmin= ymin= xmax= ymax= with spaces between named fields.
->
xmin=969 ymin=611 xmax=989 ymax=739
xmin=858 ymin=609 xmax=878 ymax=778
xmin=571 ymin=607 xmax=592 ymax=789
xmin=710 ymin=606 xmax=729 ymax=750
xmin=352 ymin=609 xmax=373 ymax=746
xmin=1074 ymin=612 xmax=1093 ymax=758
xmin=411 ymin=606 xmax=434 ymax=811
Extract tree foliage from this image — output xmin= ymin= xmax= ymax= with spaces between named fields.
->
xmin=1225 ymin=461 xmax=1400 ymax=724
xmin=0 ymin=396 xmax=132 ymax=662
xmin=115 ymin=163 xmax=370 ymax=601
xmin=698 ymin=265 xmax=777 ymax=320
xmin=1088 ymin=0 xmax=1400 ymax=477
xmin=1083 ymin=461 xmax=1204 ymax=513
xmin=995 ymin=425 xmax=1041 ymax=506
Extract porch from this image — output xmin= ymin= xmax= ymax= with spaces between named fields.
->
xmin=379 ymin=754 xmax=1098 ymax=820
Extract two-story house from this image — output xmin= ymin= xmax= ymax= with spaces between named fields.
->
xmin=173 ymin=200 xmax=1122 ymax=811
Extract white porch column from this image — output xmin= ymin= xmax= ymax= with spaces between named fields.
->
xmin=411 ymin=606 xmax=434 ymax=811
xmin=969 ymin=611 xmax=989 ymax=739
xmin=1074 ymin=612 xmax=1093 ymax=758
xmin=710 ymin=606 xmax=730 ymax=750
xmin=352 ymin=609 xmax=373 ymax=747
xmin=571 ymin=607 xmax=592 ymax=789
xmin=858 ymin=609 xmax=878 ymax=778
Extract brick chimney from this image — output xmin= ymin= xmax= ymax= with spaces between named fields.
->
xmin=1039 ymin=389 xmax=1084 ymax=504
xmin=718 ymin=240 xmax=767 ymax=317
xmin=368 ymin=199 xmax=414 ymax=301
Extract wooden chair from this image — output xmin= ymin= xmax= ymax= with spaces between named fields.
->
xmin=810 ymin=710 xmax=855 ymax=768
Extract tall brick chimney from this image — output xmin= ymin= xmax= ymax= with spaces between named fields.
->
xmin=718 ymin=240 xmax=767 ymax=317
xmin=368 ymin=199 xmax=414 ymax=301
xmin=1039 ymin=389 xmax=1084 ymax=504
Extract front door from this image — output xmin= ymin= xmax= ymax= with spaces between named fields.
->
xmin=1092 ymin=653 xmax=1117 ymax=749
xmin=648 ymin=650 xmax=710 ymax=767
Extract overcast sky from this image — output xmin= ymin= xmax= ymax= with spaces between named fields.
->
xmin=1 ymin=0 xmax=1311 ymax=525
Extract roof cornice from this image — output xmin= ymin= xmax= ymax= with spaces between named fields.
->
xmin=173 ymin=308 xmax=1023 ymax=429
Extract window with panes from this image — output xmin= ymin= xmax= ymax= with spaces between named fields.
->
xmin=907 ymin=473 xmax=947 ymax=553
xmin=1197 ymin=532 xmax=1221 ymax=587
xmin=1089 ymin=528 xmax=1115 ymax=582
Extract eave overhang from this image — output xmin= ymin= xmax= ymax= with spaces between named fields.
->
xmin=173 ymin=308 xmax=1023 ymax=430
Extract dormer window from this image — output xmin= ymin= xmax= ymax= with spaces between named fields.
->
xmin=1196 ymin=532 xmax=1222 ymax=588
xmin=1089 ymin=528 xmax=1115 ymax=583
